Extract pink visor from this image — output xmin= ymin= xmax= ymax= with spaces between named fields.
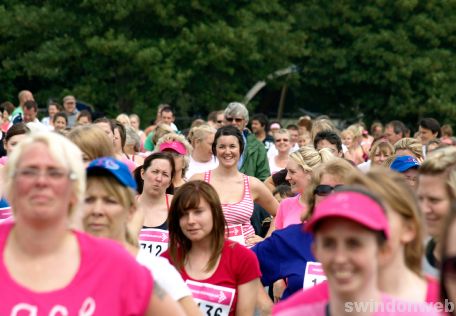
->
xmin=159 ymin=141 xmax=187 ymax=155
xmin=305 ymin=190 xmax=390 ymax=239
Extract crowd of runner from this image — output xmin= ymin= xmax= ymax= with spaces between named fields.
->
xmin=0 ymin=89 xmax=455 ymax=315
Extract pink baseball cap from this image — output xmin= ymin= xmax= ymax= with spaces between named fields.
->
xmin=159 ymin=141 xmax=187 ymax=155
xmin=305 ymin=190 xmax=390 ymax=239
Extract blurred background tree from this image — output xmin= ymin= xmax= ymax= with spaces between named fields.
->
xmin=0 ymin=0 xmax=455 ymax=129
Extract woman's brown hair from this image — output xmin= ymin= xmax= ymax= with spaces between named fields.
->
xmin=168 ymin=181 xmax=227 ymax=273
xmin=347 ymin=167 xmax=425 ymax=276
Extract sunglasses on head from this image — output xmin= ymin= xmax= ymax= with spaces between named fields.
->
xmin=443 ymin=256 xmax=456 ymax=277
xmin=314 ymin=184 xmax=344 ymax=197
xmin=225 ymin=117 xmax=244 ymax=123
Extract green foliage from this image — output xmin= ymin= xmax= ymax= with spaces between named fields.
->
xmin=290 ymin=0 xmax=456 ymax=127
xmin=0 ymin=0 xmax=455 ymax=129
xmin=0 ymin=0 xmax=306 ymax=122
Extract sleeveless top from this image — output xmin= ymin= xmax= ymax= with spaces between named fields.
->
xmin=204 ymin=171 xmax=255 ymax=240
xmin=140 ymin=194 xmax=170 ymax=230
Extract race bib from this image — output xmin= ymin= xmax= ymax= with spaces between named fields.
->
xmin=186 ymin=280 xmax=235 ymax=316
xmin=303 ymin=262 xmax=326 ymax=290
xmin=225 ymin=224 xmax=245 ymax=245
xmin=138 ymin=228 xmax=169 ymax=257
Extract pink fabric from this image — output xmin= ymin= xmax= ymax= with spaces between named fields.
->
xmin=275 ymin=194 xmax=306 ymax=230
xmin=204 ymin=171 xmax=255 ymax=240
xmin=424 ymin=275 xmax=440 ymax=303
xmin=0 ymin=223 xmax=152 ymax=315
xmin=0 ymin=206 xmax=12 ymax=223
xmin=273 ymin=293 xmax=440 ymax=316
xmin=163 ymin=240 xmax=261 ymax=316
xmin=119 ymin=156 xmax=138 ymax=173
xmin=275 ymin=276 xmax=440 ymax=314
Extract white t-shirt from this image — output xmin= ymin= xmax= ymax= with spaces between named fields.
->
xmin=268 ymin=156 xmax=284 ymax=174
xmin=185 ymin=155 xmax=219 ymax=179
xmin=136 ymin=250 xmax=191 ymax=301
xmin=267 ymin=143 xmax=299 ymax=159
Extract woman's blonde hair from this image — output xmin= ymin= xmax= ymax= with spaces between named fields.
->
xmin=310 ymin=118 xmax=338 ymax=142
xmin=369 ymin=140 xmax=394 ymax=162
xmin=4 ymin=132 xmax=85 ymax=219
xmin=419 ymin=146 xmax=456 ymax=201
xmin=86 ymin=175 xmax=138 ymax=246
xmin=68 ymin=125 xmax=114 ymax=161
xmin=346 ymin=167 xmax=425 ymax=276
xmin=289 ymin=145 xmax=335 ymax=173
xmin=187 ymin=124 xmax=216 ymax=145
xmin=305 ymin=158 xmax=359 ymax=219
xmin=156 ymin=133 xmax=193 ymax=177
xmin=151 ymin=123 xmax=174 ymax=146
xmin=393 ymin=138 xmax=423 ymax=161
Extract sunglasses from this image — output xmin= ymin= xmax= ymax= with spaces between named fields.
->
xmin=443 ymin=256 xmax=456 ymax=277
xmin=275 ymin=138 xmax=289 ymax=143
xmin=225 ymin=117 xmax=244 ymax=123
xmin=314 ymin=184 xmax=344 ymax=197
xmin=217 ymin=120 xmax=223 ymax=123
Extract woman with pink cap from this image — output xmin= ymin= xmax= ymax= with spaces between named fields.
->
xmin=274 ymin=188 xmax=438 ymax=315
xmin=156 ymin=133 xmax=192 ymax=193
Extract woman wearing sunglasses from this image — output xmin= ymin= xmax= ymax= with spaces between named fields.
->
xmin=268 ymin=129 xmax=292 ymax=174
xmin=274 ymin=145 xmax=335 ymax=231
xmin=253 ymin=159 xmax=357 ymax=302
xmin=440 ymin=206 xmax=456 ymax=315
xmin=164 ymin=180 xmax=262 ymax=316
xmin=274 ymin=188 xmax=437 ymax=316
xmin=190 ymin=126 xmax=278 ymax=247
xmin=83 ymin=157 xmax=201 ymax=316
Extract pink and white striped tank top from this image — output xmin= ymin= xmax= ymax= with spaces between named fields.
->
xmin=204 ymin=171 xmax=255 ymax=240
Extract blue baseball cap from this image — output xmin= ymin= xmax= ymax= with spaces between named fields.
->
xmin=86 ymin=157 xmax=137 ymax=191
xmin=390 ymin=155 xmax=420 ymax=173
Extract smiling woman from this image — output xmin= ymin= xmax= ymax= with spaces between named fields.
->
xmin=190 ymin=126 xmax=278 ymax=247
xmin=0 ymin=132 xmax=184 ymax=315
xmin=164 ymin=180 xmax=262 ymax=316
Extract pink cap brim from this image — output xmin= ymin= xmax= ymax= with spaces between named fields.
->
xmin=305 ymin=191 xmax=390 ymax=239
xmin=159 ymin=141 xmax=187 ymax=155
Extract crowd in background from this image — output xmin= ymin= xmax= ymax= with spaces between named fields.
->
xmin=0 ymin=90 xmax=456 ymax=315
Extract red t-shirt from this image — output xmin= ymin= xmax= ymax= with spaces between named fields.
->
xmin=0 ymin=222 xmax=152 ymax=315
xmin=163 ymin=240 xmax=261 ymax=316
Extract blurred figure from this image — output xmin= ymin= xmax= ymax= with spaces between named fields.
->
xmin=186 ymin=124 xmax=218 ymax=179
xmin=63 ymin=95 xmax=79 ymax=128
xmin=390 ymin=155 xmax=420 ymax=190
xmin=251 ymin=114 xmax=274 ymax=152
xmin=76 ymin=110 xmax=92 ymax=125
xmin=207 ymin=110 xmax=224 ymax=130
xmin=384 ymin=120 xmax=407 ymax=145
xmin=41 ymin=101 xmax=60 ymax=128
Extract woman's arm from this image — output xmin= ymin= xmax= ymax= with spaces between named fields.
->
xmin=236 ymin=278 xmax=261 ymax=316
xmin=256 ymin=283 xmax=273 ymax=316
xmin=250 ymin=177 xmax=279 ymax=216
xmin=177 ymin=296 xmax=203 ymax=316
xmin=146 ymin=281 xmax=186 ymax=316
xmin=263 ymin=175 xmax=276 ymax=193
xmin=188 ymin=172 xmax=204 ymax=182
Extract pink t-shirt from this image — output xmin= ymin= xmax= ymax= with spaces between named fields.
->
xmin=274 ymin=276 xmax=440 ymax=314
xmin=275 ymin=194 xmax=306 ymax=230
xmin=0 ymin=222 xmax=152 ymax=315
xmin=273 ymin=294 xmax=440 ymax=316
